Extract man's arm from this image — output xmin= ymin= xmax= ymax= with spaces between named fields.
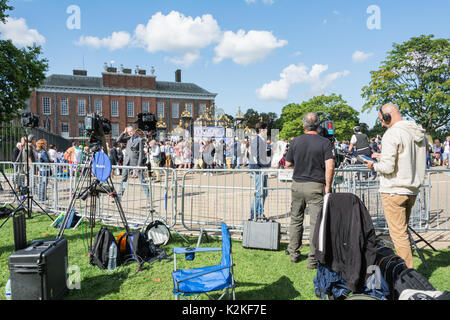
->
xmin=372 ymin=131 xmax=398 ymax=175
xmin=324 ymin=158 xmax=335 ymax=194
xmin=285 ymin=161 xmax=293 ymax=168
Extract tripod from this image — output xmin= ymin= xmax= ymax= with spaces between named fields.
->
xmin=14 ymin=130 xmax=54 ymax=221
xmin=56 ymin=142 xmax=140 ymax=268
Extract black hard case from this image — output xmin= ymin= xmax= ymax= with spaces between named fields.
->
xmin=8 ymin=238 xmax=69 ymax=300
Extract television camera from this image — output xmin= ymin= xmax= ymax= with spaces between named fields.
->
xmin=20 ymin=112 xmax=39 ymax=128
xmin=317 ymin=113 xmax=335 ymax=141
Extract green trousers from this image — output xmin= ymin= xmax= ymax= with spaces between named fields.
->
xmin=287 ymin=181 xmax=324 ymax=265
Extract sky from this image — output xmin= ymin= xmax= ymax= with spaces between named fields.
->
xmin=1 ymin=0 xmax=449 ymax=127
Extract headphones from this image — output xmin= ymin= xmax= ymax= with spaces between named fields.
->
xmin=379 ymin=106 xmax=392 ymax=124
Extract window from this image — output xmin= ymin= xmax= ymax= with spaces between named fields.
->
xmin=127 ymin=101 xmax=134 ymax=118
xmin=111 ymin=100 xmax=119 ymax=117
xmin=157 ymin=102 xmax=164 ymax=118
xmin=42 ymin=97 xmax=51 ymax=115
xmin=78 ymin=99 xmax=86 ymax=116
xmin=61 ymin=122 xmax=69 ymax=138
xmin=60 ymin=98 xmax=69 ymax=115
xmin=111 ymin=123 xmax=119 ymax=137
xmin=186 ymin=103 xmax=193 ymax=116
xmin=42 ymin=119 xmax=51 ymax=131
xmin=94 ymin=100 xmax=102 ymax=115
xmin=78 ymin=122 xmax=85 ymax=137
xmin=172 ymin=103 xmax=179 ymax=118
xmin=199 ymin=104 xmax=206 ymax=115
xmin=142 ymin=101 xmax=149 ymax=113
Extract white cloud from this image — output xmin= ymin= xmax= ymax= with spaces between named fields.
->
xmin=256 ymin=63 xmax=350 ymax=101
xmin=214 ymin=29 xmax=287 ymax=65
xmin=134 ymin=11 xmax=221 ymax=54
xmin=0 ymin=17 xmax=45 ymax=46
xmin=164 ymin=52 xmax=201 ymax=68
xmin=352 ymin=50 xmax=373 ymax=63
xmin=76 ymin=31 xmax=131 ymax=51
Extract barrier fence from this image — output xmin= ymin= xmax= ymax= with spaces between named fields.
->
xmin=0 ymin=161 xmax=449 ymax=241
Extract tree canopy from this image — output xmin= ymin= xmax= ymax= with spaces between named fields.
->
xmin=0 ymin=0 xmax=48 ymax=123
xmin=279 ymin=94 xmax=360 ymax=141
xmin=361 ymin=34 xmax=449 ymax=136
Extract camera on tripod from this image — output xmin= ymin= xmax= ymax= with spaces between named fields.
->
xmin=20 ymin=112 xmax=39 ymax=128
xmin=84 ymin=113 xmax=112 ymax=149
xmin=136 ymin=112 xmax=157 ymax=132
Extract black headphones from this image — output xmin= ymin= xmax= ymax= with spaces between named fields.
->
xmin=379 ymin=106 xmax=392 ymax=124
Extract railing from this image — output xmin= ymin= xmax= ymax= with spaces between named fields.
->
xmin=0 ymin=161 xmax=448 ymax=239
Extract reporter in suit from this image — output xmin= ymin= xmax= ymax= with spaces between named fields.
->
xmin=116 ymin=126 xmax=150 ymax=199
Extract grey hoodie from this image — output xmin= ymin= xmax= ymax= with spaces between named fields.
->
xmin=373 ymin=120 xmax=426 ymax=195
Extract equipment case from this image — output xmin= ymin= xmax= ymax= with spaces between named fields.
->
xmin=8 ymin=238 xmax=68 ymax=300
xmin=242 ymin=218 xmax=280 ymax=251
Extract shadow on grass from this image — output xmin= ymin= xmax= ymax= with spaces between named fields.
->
xmin=67 ymin=270 xmax=130 ymax=300
xmin=417 ymin=250 xmax=450 ymax=278
xmin=235 ymin=276 xmax=301 ymax=300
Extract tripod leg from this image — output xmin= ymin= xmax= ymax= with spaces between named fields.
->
xmin=408 ymin=230 xmax=429 ymax=270
xmin=408 ymin=226 xmax=437 ymax=252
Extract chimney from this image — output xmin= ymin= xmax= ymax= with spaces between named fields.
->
xmin=175 ymin=69 xmax=181 ymax=83
xmin=73 ymin=69 xmax=87 ymax=76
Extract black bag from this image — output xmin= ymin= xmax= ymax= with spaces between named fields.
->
xmin=376 ymin=246 xmax=408 ymax=298
xmin=89 ymin=227 xmax=117 ymax=270
xmin=393 ymin=268 xmax=435 ymax=300
xmin=117 ymin=230 xmax=157 ymax=269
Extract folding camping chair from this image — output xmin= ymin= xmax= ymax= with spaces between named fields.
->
xmin=171 ymin=223 xmax=236 ymax=300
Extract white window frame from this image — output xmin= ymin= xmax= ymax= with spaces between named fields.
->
xmin=94 ymin=100 xmax=102 ymax=116
xmin=172 ymin=103 xmax=179 ymax=118
xmin=157 ymin=102 xmax=164 ymax=118
xmin=142 ymin=101 xmax=150 ymax=113
xmin=42 ymin=97 xmax=51 ymax=115
xmin=186 ymin=103 xmax=193 ymax=116
xmin=111 ymin=123 xmax=119 ymax=138
xmin=111 ymin=100 xmax=119 ymax=117
xmin=60 ymin=98 xmax=69 ymax=116
xmin=127 ymin=101 xmax=134 ymax=118
xmin=61 ymin=122 xmax=69 ymax=138
xmin=77 ymin=99 xmax=86 ymax=116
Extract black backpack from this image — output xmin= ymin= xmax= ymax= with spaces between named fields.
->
xmin=393 ymin=268 xmax=436 ymax=300
xmin=89 ymin=227 xmax=117 ymax=270
xmin=116 ymin=230 xmax=157 ymax=270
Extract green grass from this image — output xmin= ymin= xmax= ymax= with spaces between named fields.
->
xmin=0 ymin=214 xmax=449 ymax=300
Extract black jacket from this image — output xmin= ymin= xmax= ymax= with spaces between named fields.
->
xmin=312 ymin=193 xmax=377 ymax=292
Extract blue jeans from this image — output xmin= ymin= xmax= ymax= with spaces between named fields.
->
xmin=250 ymin=172 xmax=268 ymax=220
xmin=118 ymin=168 xmax=150 ymax=198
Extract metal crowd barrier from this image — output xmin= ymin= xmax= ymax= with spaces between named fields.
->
xmin=0 ymin=162 xmax=448 ymax=240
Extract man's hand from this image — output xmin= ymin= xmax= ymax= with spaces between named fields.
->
xmin=363 ymin=159 xmax=374 ymax=170
xmin=371 ymin=152 xmax=381 ymax=159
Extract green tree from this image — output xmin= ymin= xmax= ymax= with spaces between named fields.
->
xmin=279 ymin=94 xmax=360 ymax=141
xmin=0 ymin=0 xmax=48 ymax=123
xmin=361 ymin=34 xmax=450 ymax=136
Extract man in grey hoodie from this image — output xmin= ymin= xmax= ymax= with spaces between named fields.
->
xmin=364 ymin=103 xmax=426 ymax=268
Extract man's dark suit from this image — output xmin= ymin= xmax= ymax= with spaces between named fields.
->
xmin=116 ymin=132 xmax=150 ymax=198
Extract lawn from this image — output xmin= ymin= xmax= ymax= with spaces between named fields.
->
xmin=0 ymin=213 xmax=449 ymax=300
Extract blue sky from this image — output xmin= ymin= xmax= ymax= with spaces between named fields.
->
xmin=2 ymin=0 xmax=449 ymax=127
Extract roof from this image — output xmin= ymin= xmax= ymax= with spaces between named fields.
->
xmin=41 ymin=74 xmax=216 ymax=96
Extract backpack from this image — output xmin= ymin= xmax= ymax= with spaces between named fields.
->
xmin=116 ymin=230 xmax=157 ymax=270
xmin=89 ymin=227 xmax=117 ymax=270
xmin=393 ymin=268 xmax=435 ymax=300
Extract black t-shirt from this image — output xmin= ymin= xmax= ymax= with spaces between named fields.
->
xmin=285 ymin=134 xmax=335 ymax=184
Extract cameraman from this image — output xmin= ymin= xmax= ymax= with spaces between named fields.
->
xmin=285 ymin=112 xmax=335 ymax=268
xmin=116 ymin=126 xmax=150 ymax=199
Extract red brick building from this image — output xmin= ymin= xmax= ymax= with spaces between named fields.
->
xmin=28 ymin=67 xmax=216 ymax=144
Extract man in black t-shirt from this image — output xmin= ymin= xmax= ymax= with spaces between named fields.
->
xmin=285 ymin=112 xmax=335 ymax=268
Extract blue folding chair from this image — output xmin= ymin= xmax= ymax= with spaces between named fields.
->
xmin=172 ymin=223 xmax=236 ymax=300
